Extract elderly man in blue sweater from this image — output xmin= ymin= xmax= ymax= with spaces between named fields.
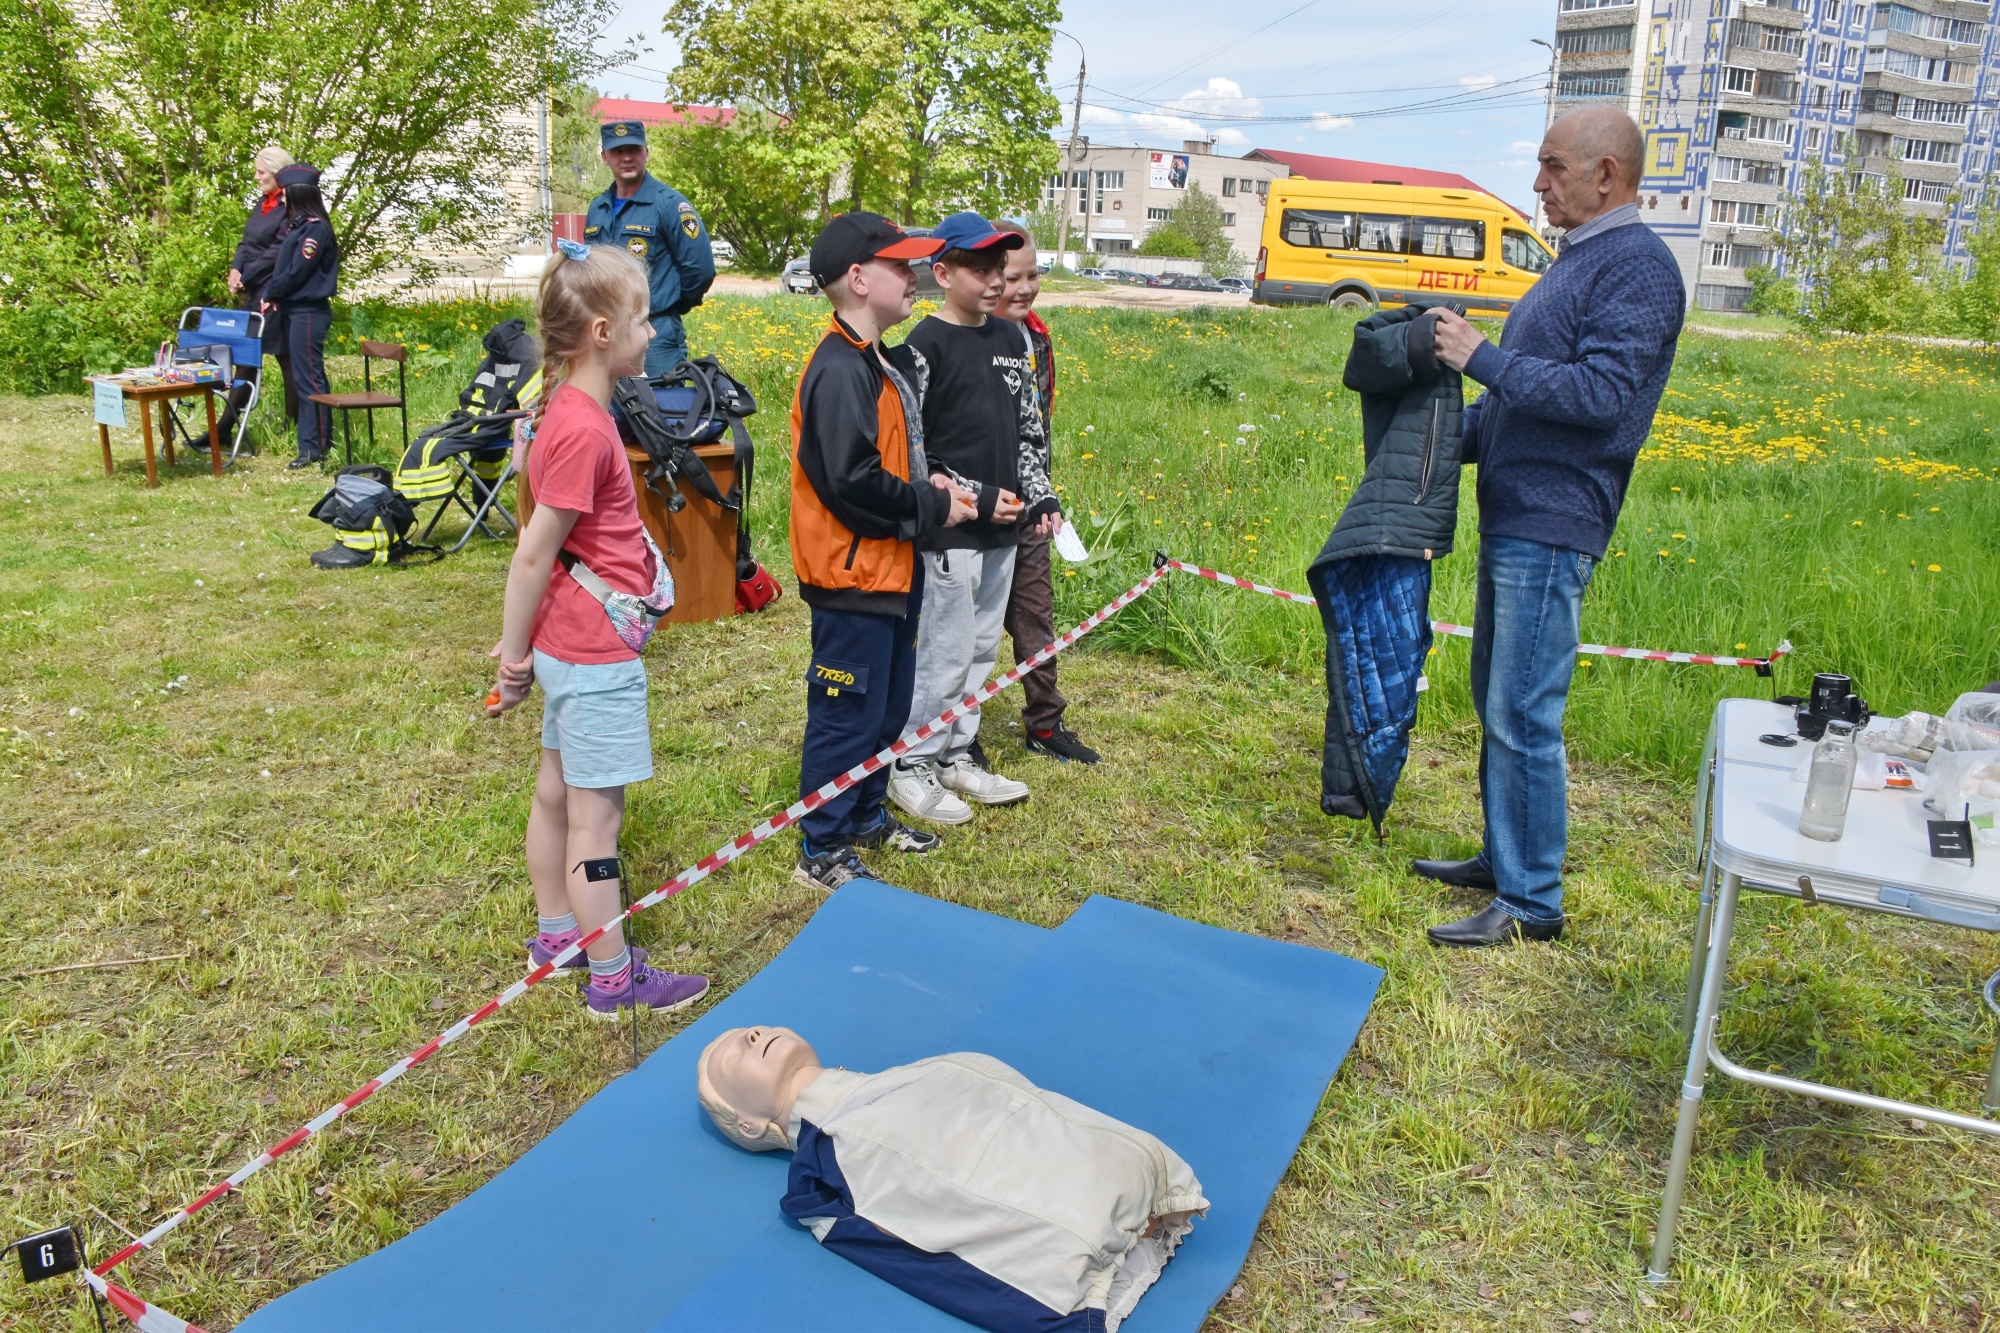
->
xmin=1419 ymin=105 xmax=1685 ymax=948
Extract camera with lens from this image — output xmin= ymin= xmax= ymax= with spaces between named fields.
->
xmin=1793 ymin=672 xmax=1871 ymax=741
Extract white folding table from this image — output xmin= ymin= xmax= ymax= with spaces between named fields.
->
xmin=1648 ymin=698 xmax=2000 ymax=1282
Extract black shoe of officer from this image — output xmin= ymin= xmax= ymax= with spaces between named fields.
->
xmin=286 ymin=450 xmax=323 ymax=471
xmin=1427 ymin=902 xmax=1564 ymax=948
xmin=1411 ymin=856 xmax=1497 ymax=891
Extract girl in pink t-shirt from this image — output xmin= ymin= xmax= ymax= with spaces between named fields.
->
xmin=487 ymin=241 xmax=707 ymax=1018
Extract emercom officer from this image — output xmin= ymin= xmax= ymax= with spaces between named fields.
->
xmin=585 ymin=119 xmax=716 ymax=374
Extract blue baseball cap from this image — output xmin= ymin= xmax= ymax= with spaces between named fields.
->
xmin=930 ymin=211 xmax=1023 ymax=256
xmin=601 ymin=120 xmax=647 ymax=150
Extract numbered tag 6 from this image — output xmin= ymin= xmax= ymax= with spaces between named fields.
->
xmin=14 ymin=1226 xmax=80 ymax=1283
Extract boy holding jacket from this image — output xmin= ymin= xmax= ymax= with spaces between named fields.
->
xmin=890 ymin=212 xmax=1063 ymax=826
xmin=789 ymin=213 xmax=975 ymax=891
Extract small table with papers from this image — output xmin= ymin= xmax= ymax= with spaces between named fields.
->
xmin=89 ymin=373 xmax=224 ymax=488
xmin=1649 ymin=697 xmax=2000 ymax=1282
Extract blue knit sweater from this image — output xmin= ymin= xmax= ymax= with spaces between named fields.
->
xmin=1461 ymin=218 xmax=1685 ymax=559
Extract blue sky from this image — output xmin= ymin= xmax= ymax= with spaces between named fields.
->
xmin=593 ymin=0 xmax=1557 ymax=214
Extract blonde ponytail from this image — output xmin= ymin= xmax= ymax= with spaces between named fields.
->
xmin=530 ymin=243 xmax=650 ymax=434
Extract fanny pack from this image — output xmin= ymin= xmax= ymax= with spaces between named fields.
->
xmin=559 ymin=529 xmax=676 ymax=652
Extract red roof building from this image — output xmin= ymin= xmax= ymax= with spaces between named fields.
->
xmin=594 ymin=97 xmax=736 ymax=129
xmin=1244 ymin=149 xmax=1528 ymax=220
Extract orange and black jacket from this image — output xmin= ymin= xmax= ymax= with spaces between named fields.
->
xmin=790 ymin=317 xmax=951 ymax=616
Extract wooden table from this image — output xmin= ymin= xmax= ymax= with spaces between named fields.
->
xmin=91 ymin=379 xmax=223 ymax=488
xmin=516 ymin=441 xmax=741 ymax=625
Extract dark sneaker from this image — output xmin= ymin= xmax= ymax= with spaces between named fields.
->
xmin=285 ymin=451 xmax=323 ymax=471
xmin=794 ymin=845 xmax=875 ymax=891
xmin=583 ymin=963 xmax=708 ymax=1019
xmin=525 ymin=937 xmax=647 ymax=978
xmin=964 ymin=737 xmax=993 ymax=773
xmin=1024 ymin=722 xmax=1101 ymax=764
xmin=852 ymin=810 xmax=943 ymax=855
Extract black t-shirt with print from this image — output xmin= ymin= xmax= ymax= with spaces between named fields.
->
xmin=903 ymin=315 xmax=1055 ymax=552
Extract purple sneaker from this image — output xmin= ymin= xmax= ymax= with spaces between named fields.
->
xmin=526 ymin=938 xmax=647 ymax=978
xmin=584 ymin=963 xmax=709 ymax=1020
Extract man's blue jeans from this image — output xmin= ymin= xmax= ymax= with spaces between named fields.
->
xmin=643 ymin=314 xmax=687 ymax=376
xmin=1467 ymin=535 xmax=1595 ymax=924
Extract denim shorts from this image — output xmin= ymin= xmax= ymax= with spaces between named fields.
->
xmin=535 ymin=651 xmax=653 ymax=789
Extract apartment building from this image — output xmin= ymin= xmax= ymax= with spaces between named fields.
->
xmin=1550 ymin=0 xmax=2000 ymax=310
xmin=1043 ymin=140 xmax=1287 ymax=256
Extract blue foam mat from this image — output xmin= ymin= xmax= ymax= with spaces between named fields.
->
xmin=651 ymin=895 xmax=1383 ymax=1333
xmin=238 ymin=882 xmax=1046 ymax=1333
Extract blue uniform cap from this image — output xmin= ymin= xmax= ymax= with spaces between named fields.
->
xmin=601 ymin=121 xmax=647 ymax=150
xmin=275 ymin=163 xmax=320 ymax=188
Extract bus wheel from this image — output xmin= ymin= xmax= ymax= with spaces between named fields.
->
xmin=1330 ymin=290 xmax=1373 ymax=310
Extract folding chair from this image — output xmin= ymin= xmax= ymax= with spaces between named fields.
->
xmin=310 ymin=341 xmax=408 ymax=466
xmin=164 ymin=307 xmax=265 ymax=467
xmin=393 ymin=320 xmax=542 ymax=553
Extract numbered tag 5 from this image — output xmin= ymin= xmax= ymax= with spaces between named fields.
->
xmin=14 ymin=1226 xmax=80 ymax=1282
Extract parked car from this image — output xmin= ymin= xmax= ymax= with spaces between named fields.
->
xmin=1161 ymin=273 xmax=1225 ymax=292
xmin=1076 ymin=267 xmax=1115 ymax=281
xmin=1214 ymin=277 xmax=1252 ymax=294
xmin=710 ymin=238 xmax=737 ymax=267
xmin=902 ymin=227 xmax=943 ymax=294
xmin=781 ymin=257 xmax=818 ymax=295
xmin=1114 ymin=270 xmax=1161 ymax=287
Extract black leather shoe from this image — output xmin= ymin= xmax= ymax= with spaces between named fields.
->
xmin=1426 ymin=902 xmax=1564 ymax=948
xmin=1411 ymin=856 xmax=1497 ymax=891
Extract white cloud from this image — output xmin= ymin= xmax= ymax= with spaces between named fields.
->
xmin=1510 ymin=139 xmax=1541 ymax=154
xmin=1460 ymin=74 xmax=1499 ymax=91
xmin=1309 ymin=113 xmax=1355 ymax=133
xmin=1080 ymin=77 xmax=1257 ymax=147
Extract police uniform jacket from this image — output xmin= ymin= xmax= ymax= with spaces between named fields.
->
xmin=263 ymin=216 xmax=340 ymax=310
xmin=584 ymin=173 xmax=716 ymax=319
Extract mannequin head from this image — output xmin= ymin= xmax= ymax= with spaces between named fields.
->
xmin=696 ymin=1026 xmax=824 ymax=1152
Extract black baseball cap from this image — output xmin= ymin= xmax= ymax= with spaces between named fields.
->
xmin=809 ymin=212 xmax=944 ymax=289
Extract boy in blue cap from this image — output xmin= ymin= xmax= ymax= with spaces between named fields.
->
xmin=583 ymin=119 xmax=716 ymax=373
xmin=889 ymin=211 xmax=1063 ymax=826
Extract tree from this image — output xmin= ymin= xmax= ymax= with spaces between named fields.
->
xmin=663 ymin=0 xmax=1059 ymax=235
xmin=1778 ymin=155 xmax=1948 ymax=333
xmin=1944 ymin=202 xmax=2000 ymax=341
xmin=654 ymin=113 xmax=845 ymax=272
xmin=0 ymin=0 xmax=608 ymax=391
xmin=1135 ymin=182 xmax=1244 ymax=275
xmin=551 ymin=82 xmax=614 ymax=215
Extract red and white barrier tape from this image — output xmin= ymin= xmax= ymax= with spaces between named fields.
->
xmin=83 ymin=1271 xmax=209 ymax=1333
xmin=80 ymin=553 xmax=1784 ymax=1326
xmin=1163 ymin=559 xmax=1792 ymax=670
xmin=90 ymin=562 xmax=1168 ymax=1293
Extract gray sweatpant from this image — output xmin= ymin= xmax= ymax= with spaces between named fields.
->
xmin=905 ymin=545 xmax=1017 ymax=761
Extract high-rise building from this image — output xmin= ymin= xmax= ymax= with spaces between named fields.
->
xmin=1549 ymin=0 xmax=2000 ymax=310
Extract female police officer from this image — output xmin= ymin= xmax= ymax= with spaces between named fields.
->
xmin=261 ymin=163 xmax=339 ymax=469
xmin=584 ymin=119 xmax=715 ymax=373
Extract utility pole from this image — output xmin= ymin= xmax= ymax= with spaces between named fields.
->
xmin=1055 ymin=49 xmax=1086 ymax=273
xmin=539 ymin=86 xmax=554 ymax=251
xmin=1530 ymin=37 xmax=1558 ymax=236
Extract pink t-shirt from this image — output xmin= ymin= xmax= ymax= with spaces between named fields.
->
xmin=527 ymin=382 xmax=655 ymax=664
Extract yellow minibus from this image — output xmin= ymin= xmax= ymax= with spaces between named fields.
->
xmin=1253 ymin=180 xmax=1555 ymax=315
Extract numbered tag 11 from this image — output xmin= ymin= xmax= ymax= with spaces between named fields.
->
xmin=13 ymin=1226 xmax=81 ymax=1283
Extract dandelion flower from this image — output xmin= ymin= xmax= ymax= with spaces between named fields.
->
xmin=1928 ymin=563 xmax=1941 ymax=572
xmin=1852 ymin=520 xmax=1863 ymax=526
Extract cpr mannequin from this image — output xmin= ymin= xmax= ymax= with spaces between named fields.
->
xmin=697 ymin=1026 xmax=1208 ymax=1333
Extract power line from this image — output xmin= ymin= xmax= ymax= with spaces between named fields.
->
xmin=1258 ymin=0 xmax=1480 ymax=96
xmin=1122 ymin=0 xmax=1326 ymax=102
xmin=1083 ymin=72 xmax=1547 ymax=125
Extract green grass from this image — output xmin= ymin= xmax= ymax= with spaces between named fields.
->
xmin=3 ymin=297 xmax=1998 ymax=1332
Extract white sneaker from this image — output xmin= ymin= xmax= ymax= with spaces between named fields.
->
xmin=937 ymin=755 xmax=1030 ymax=806
xmin=888 ymin=759 xmax=974 ymax=825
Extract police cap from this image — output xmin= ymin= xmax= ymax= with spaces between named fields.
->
xmin=601 ymin=121 xmax=647 ymax=150
xmin=275 ymin=163 xmax=320 ymax=188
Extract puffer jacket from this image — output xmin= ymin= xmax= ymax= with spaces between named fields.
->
xmin=1308 ymin=299 xmax=1466 ymax=832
